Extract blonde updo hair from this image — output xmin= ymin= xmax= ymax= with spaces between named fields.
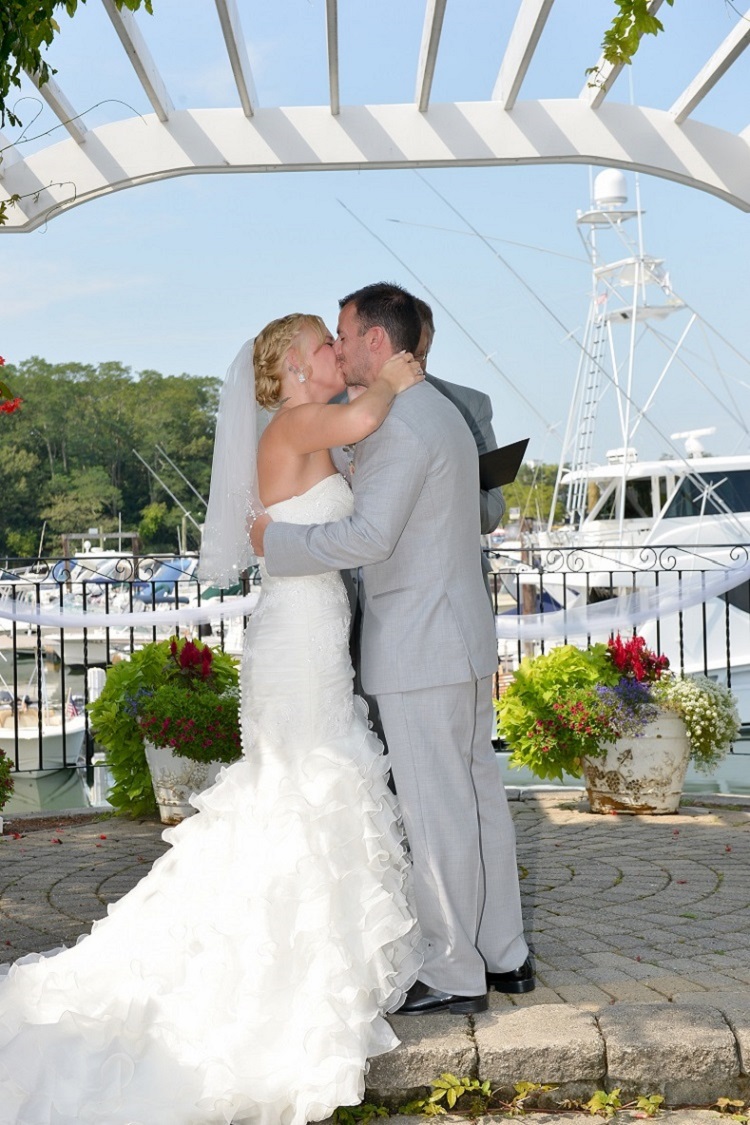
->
xmin=253 ymin=313 xmax=328 ymax=409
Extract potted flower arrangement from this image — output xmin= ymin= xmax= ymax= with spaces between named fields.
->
xmin=90 ymin=636 xmax=241 ymax=823
xmin=496 ymin=635 xmax=740 ymax=814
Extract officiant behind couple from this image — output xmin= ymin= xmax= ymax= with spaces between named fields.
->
xmin=251 ymin=281 xmax=533 ymax=1016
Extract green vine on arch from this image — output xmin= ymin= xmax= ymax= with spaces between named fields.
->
xmin=0 ymin=1 xmax=154 ymax=129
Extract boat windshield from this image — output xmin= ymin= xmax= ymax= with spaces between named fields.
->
xmin=591 ymin=478 xmax=655 ymax=521
xmin=664 ymin=470 xmax=750 ymax=518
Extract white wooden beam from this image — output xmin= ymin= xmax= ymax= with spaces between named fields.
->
xmin=325 ymin=0 xmax=340 ymax=115
xmin=581 ymin=0 xmax=667 ymax=109
xmin=415 ymin=0 xmax=448 ymax=112
xmin=492 ymin=0 xmax=554 ymax=109
xmin=26 ymin=72 xmax=88 ymax=143
xmin=214 ymin=0 xmax=257 ymax=119
xmin=671 ymin=7 xmax=750 ymax=125
xmin=3 ymin=101 xmax=750 ymax=233
xmin=102 ymin=0 xmax=174 ymax=122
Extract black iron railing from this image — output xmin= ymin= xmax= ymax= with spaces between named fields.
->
xmin=2 ymin=546 xmax=749 ymax=773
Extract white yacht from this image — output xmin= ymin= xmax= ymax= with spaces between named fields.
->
xmin=526 ymin=170 xmax=750 ymax=720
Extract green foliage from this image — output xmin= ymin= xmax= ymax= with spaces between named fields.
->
xmin=589 ymin=0 xmax=675 ymax=76
xmin=332 ymin=1104 xmax=388 ymax=1125
xmin=41 ymin=466 xmax=123 ymax=530
xmin=713 ymin=1097 xmax=749 ymax=1122
xmin=138 ymin=501 xmax=170 ymax=545
xmin=502 ymin=462 xmax=566 ymax=527
xmin=584 ymin=1088 xmax=622 ymax=1118
xmin=0 ymin=356 xmax=220 ymax=558
xmin=496 ymin=644 xmax=617 ymax=780
xmin=138 ymin=683 xmax=241 ymax=764
xmin=0 ymin=1 xmax=153 ymax=129
xmin=88 ymin=643 xmax=166 ymax=817
xmin=428 ymin=1073 xmax=492 ymax=1112
xmin=636 ymin=1094 xmax=665 ymax=1117
xmin=0 ymin=748 xmax=15 ymax=812
xmin=89 ymin=637 xmax=239 ymax=817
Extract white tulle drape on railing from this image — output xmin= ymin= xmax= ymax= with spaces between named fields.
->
xmin=493 ymin=562 xmax=750 ymax=642
xmin=1 ymin=560 xmax=750 ymax=644
xmin=0 ymin=594 xmax=259 ymax=631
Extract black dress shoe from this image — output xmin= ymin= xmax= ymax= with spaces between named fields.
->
xmin=398 ymin=980 xmax=488 ymax=1016
xmin=486 ymin=954 xmax=535 ymax=994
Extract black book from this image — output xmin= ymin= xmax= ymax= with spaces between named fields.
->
xmin=478 ymin=438 xmax=529 ymax=490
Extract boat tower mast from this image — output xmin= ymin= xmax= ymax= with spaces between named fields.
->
xmin=548 ymin=169 xmax=686 ymax=536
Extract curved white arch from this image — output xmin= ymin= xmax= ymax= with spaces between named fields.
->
xmin=3 ymin=99 xmax=750 ymax=232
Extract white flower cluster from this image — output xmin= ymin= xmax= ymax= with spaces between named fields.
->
xmin=654 ymin=674 xmax=740 ymax=773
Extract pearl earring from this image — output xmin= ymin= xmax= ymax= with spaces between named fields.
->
xmin=288 ymin=361 xmax=306 ymax=383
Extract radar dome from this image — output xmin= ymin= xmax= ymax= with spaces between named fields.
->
xmin=594 ymin=169 xmax=628 ymax=207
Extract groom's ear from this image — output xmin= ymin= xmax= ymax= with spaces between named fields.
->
xmin=366 ymin=324 xmax=387 ymax=353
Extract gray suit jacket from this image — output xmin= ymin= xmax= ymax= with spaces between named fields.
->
xmin=264 ymin=380 xmax=498 ymax=696
xmin=425 ymin=373 xmax=505 ymax=534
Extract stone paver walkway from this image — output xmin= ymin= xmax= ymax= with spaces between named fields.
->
xmin=2 ymin=792 xmax=750 ymax=1109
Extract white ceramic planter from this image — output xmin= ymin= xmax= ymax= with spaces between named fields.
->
xmin=582 ymin=711 xmax=691 ymax=815
xmin=144 ymin=741 xmax=222 ymax=825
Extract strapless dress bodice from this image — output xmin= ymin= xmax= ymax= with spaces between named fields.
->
xmin=259 ymin=474 xmax=353 ymax=588
xmin=265 ymin=473 xmax=353 ymax=525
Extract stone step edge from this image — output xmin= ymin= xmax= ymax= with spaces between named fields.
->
xmin=364 ymin=1000 xmax=750 ymax=1109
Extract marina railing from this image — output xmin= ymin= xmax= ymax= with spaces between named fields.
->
xmin=1 ymin=546 xmax=749 ymax=775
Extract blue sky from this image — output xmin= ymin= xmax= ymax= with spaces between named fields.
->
xmin=2 ymin=0 xmax=749 ymax=466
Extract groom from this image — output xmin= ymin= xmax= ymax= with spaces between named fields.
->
xmin=251 ymin=282 xmax=532 ymax=1014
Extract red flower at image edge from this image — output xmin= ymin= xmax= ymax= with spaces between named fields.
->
xmin=0 ymin=360 xmax=22 ymax=414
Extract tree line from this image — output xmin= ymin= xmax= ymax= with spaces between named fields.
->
xmin=0 ymin=355 xmax=565 ymax=562
xmin=0 ymin=357 xmax=219 ymax=560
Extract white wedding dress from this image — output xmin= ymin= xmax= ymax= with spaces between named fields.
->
xmin=0 ymin=474 xmax=422 ymax=1125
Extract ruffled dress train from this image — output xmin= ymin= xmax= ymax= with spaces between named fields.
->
xmin=0 ymin=474 xmax=422 ymax=1125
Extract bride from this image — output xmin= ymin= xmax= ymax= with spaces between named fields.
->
xmin=0 ymin=314 xmax=425 ymax=1125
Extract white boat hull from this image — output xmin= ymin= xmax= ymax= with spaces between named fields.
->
xmin=0 ymin=715 xmax=87 ymax=771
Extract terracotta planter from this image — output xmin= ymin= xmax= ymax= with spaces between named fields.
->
xmin=144 ymin=741 xmax=222 ymax=825
xmin=582 ymin=711 xmax=691 ymax=815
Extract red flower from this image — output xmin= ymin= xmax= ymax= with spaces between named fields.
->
xmin=0 ymin=396 xmax=22 ymax=415
xmin=178 ymin=639 xmax=202 ymax=670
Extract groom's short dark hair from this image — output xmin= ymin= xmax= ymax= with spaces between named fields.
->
xmin=339 ymin=283 xmax=421 ymax=354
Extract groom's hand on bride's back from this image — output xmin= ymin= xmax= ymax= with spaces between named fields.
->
xmin=250 ymin=512 xmax=270 ymax=556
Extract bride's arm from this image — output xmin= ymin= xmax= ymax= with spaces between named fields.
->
xmin=277 ymin=353 xmax=423 ymax=454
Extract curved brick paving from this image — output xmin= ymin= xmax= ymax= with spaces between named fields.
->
xmin=2 ymin=794 xmax=750 ymax=1109
xmin=1 ymin=797 xmax=749 ymax=1001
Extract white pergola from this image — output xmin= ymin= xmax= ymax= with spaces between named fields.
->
xmin=2 ymin=0 xmax=750 ymax=233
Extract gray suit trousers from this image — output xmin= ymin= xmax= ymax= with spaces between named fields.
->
xmin=377 ymin=675 xmax=528 ymax=995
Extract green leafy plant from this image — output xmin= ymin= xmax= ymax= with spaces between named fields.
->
xmin=498 ymin=1081 xmax=557 ymax=1116
xmin=496 ymin=635 xmax=739 ymax=782
xmin=428 ymin=1073 xmax=492 ymax=1112
xmin=584 ymin=1088 xmax=622 ymax=1118
xmin=636 ymin=1094 xmax=665 ymax=1117
xmin=0 ymin=1 xmax=154 ymax=129
xmin=713 ymin=1097 xmax=749 ymax=1122
xmin=587 ymin=0 xmax=675 ymax=79
xmin=332 ymin=1104 xmax=389 ymax=1125
xmin=89 ymin=636 xmax=240 ymax=817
